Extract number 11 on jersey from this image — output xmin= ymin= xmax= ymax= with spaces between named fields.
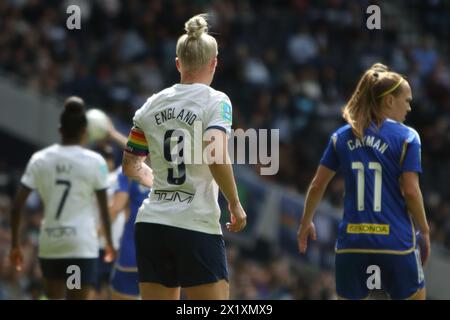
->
xmin=351 ymin=161 xmax=382 ymax=212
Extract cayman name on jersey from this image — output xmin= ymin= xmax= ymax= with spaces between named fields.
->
xmin=347 ymin=135 xmax=389 ymax=154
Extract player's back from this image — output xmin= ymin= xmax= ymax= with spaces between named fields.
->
xmin=133 ymin=83 xmax=232 ymax=235
xmin=320 ymin=119 xmax=422 ymax=253
xmin=22 ymin=144 xmax=109 ymax=258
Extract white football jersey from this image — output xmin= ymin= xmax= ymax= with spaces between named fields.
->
xmin=134 ymin=83 xmax=232 ymax=235
xmin=21 ymin=144 xmax=109 ymax=258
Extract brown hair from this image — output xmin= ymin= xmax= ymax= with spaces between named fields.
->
xmin=342 ymin=63 xmax=405 ymax=139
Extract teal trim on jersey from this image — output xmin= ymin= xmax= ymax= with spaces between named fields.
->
xmin=99 ymin=163 xmax=109 ymax=180
xmin=220 ymin=101 xmax=232 ymax=124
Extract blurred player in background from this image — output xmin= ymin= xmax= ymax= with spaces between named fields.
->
xmin=109 ymin=168 xmax=150 ymax=300
xmin=100 ymin=125 xmax=150 ymax=300
xmin=92 ymin=145 xmax=126 ymax=300
xmin=122 ymin=14 xmax=247 ymax=300
xmin=297 ymin=63 xmax=430 ymax=300
xmin=9 ymin=96 xmax=116 ymax=300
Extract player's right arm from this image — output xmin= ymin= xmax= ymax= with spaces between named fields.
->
xmin=298 ymin=133 xmax=338 ymax=253
xmin=400 ymin=172 xmax=430 ymax=265
xmin=10 ymin=154 xmax=38 ymax=271
xmin=9 ymin=184 xmax=32 ymax=271
xmin=206 ymin=129 xmax=246 ymax=232
xmin=94 ymin=156 xmax=117 ymax=262
xmin=297 ymin=165 xmax=335 ymax=253
xmin=204 ymin=95 xmax=246 ymax=232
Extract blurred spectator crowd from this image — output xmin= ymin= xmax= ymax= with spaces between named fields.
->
xmin=0 ymin=0 xmax=449 ymax=299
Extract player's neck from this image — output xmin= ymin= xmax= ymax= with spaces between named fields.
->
xmin=61 ymin=140 xmax=80 ymax=146
xmin=61 ymin=137 xmax=83 ymax=146
xmin=61 ymin=132 xmax=87 ymax=146
xmin=180 ymin=71 xmax=212 ymax=86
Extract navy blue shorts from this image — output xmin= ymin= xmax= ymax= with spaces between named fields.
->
xmin=135 ymin=222 xmax=229 ymax=288
xmin=110 ymin=265 xmax=140 ymax=298
xmin=39 ymin=258 xmax=98 ymax=287
xmin=335 ymin=248 xmax=425 ymax=299
xmin=95 ymin=249 xmax=114 ymax=290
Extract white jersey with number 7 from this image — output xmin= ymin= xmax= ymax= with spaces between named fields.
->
xmin=21 ymin=144 xmax=109 ymax=258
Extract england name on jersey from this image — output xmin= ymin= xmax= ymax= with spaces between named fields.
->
xmin=21 ymin=144 xmax=109 ymax=258
xmin=319 ymin=119 xmax=422 ymax=254
xmin=133 ymin=83 xmax=232 ymax=235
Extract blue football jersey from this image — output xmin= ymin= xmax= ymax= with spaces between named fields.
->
xmin=115 ymin=169 xmax=150 ymax=268
xmin=320 ymin=119 xmax=422 ymax=253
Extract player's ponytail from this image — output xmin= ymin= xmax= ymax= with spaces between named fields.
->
xmin=176 ymin=14 xmax=218 ymax=72
xmin=342 ymin=64 xmax=405 ymax=139
xmin=60 ymin=96 xmax=87 ymax=141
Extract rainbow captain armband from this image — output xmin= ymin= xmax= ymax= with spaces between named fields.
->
xmin=125 ymin=126 xmax=149 ymax=156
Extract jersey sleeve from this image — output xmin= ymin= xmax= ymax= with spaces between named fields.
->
xmin=94 ymin=157 xmax=109 ymax=191
xmin=132 ymin=102 xmax=145 ymax=129
xmin=319 ymin=133 xmax=339 ymax=171
xmin=21 ymin=154 xmax=38 ymax=189
xmin=132 ymin=95 xmax=155 ymax=129
xmin=401 ymin=129 xmax=422 ymax=173
xmin=125 ymin=101 xmax=150 ymax=156
xmin=204 ymin=94 xmax=233 ymax=135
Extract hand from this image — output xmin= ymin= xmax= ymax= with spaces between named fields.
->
xmin=297 ymin=221 xmax=317 ymax=254
xmin=103 ymin=244 xmax=116 ymax=263
xmin=226 ymin=202 xmax=247 ymax=232
xmin=9 ymin=247 xmax=24 ymax=272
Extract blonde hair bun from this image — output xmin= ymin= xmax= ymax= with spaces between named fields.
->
xmin=185 ymin=14 xmax=208 ymax=39
xmin=176 ymin=13 xmax=217 ymax=71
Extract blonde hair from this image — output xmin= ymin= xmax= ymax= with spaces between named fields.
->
xmin=176 ymin=14 xmax=218 ymax=72
xmin=342 ymin=63 xmax=405 ymax=139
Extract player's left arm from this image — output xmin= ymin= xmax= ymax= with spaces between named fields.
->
xmin=96 ymin=188 xmax=116 ymax=262
xmin=401 ymin=172 xmax=430 ymax=265
xmin=400 ymin=129 xmax=430 ymax=265
xmin=297 ymin=165 xmax=336 ymax=253
xmin=122 ymin=126 xmax=153 ymax=188
xmin=9 ymin=184 xmax=32 ymax=271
